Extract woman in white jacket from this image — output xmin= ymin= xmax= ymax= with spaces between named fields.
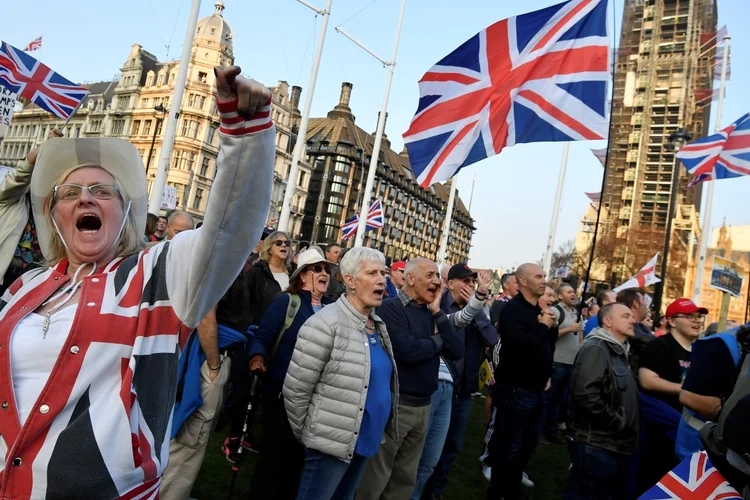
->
xmin=284 ymin=247 xmax=399 ymax=500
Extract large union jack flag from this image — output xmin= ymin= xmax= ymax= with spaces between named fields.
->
xmin=404 ymin=0 xmax=610 ymax=187
xmin=0 ymin=40 xmax=88 ymax=119
xmin=676 ymin=112 xmax=750 ymax=187
xmin=639 ymin=450 xmax=741 ymax=500
xmin=341 ymin=199 xmax=385 ymax=241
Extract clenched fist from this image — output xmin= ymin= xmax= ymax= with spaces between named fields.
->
xmin=215 ymin=65 xmax=271 ymax=118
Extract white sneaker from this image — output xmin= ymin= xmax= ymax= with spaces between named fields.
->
xmin=482 ymin=466 xmax=491 ymax=481
xmin=558 ymin=422 xmax=567 ymax=431
xmin=521 ymin=472 xmax=535 ymax=488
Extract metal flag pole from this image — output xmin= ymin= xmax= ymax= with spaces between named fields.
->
xmin=148 ymin=0 xmax=202 ymax=214
xmin=336 ymin=0 xmax=407 ymax=247
xmin=691 ymin=34 xmax=730 ymax=303
xmin=468 ymin=173 xmax=476 ymax=212
xmin=437 ymin=178 xmax=457 ymax=265
xmin=543 ymin=142 xmax=570 ymax=277
xmin=278 ymin=0 xmax=332 ymax=233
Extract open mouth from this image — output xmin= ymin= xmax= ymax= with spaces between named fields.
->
xmin=373 ymin=289 xmax=384 ymax=297
xmin=76 ymin=214 xmax=102 ymax=234
xmin=317 ymin=277 xmax=329 ymax=285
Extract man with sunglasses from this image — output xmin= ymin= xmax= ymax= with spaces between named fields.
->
xmin=636 ymin=298 xmax=708 ymax=492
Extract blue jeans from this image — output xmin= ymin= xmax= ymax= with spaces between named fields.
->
xmin=410 ymin=381 xmax=453 ymax=500
xmin=296 ymin=448 xmax=369 ymax=500
xmin=486 ymin=384 xmax=545 ymax=499
xmin=564 ymin=439 xmax=630 ymax=500
xmin=542 ymin=362 xmax=574 ymax=437
xmin=425 ymin=393 xmax=473 ymax=495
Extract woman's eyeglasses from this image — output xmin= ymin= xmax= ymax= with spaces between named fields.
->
xmin=273 ymin=240 xmax=291 ymax=247
xmin=53 ymin=183 xmax=119 ymax=201
xmin=309 ymin=264 xmax=330 ymax=274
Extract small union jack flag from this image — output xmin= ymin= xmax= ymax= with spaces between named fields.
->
xmin=676 ymin=112 xmax=750 ymax=187
xmin=341 ymin=199 xmax=385 ymax=241
xmin=23 ymin=36 xmax=42 ymax=52
xmin=0 ymin=40 xmax=88 ymax=119
xmin=639 ymin=450 xmax=741 ymax=500
xmin=403 ymin=0 xmax=610 ymax=187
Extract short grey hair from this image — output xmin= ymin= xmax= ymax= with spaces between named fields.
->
xmin=340 ymin=247 xmax=385 ymax=285
xmin=168 ymin=210 xmax=194 ymax=228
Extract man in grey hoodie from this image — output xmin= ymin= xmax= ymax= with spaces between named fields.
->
xmin=565 ymin=303 xmax=640 ymax=499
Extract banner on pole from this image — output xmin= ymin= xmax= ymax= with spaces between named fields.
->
xmin=710 ymin=256 xmax=745 ymax=298
xmin=0 ymin=87 xmax=16 ymax=126
xmin=160 ymin=186 xmax=177 ymax=211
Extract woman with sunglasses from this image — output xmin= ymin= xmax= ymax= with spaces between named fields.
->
xmin=245 ymin=248 xmax=333 ymax=498
xmin=223 ymin=230 xmax=293 ymax=457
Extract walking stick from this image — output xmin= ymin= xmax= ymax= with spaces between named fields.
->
xmin=227 ymin=372 xmax=262 ymax=499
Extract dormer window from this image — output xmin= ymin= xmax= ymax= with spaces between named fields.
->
xmin=211 ymin=27 xmax=216 ymax=35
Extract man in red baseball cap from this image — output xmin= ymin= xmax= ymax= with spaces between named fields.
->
xmin=391 ymin=261 xmax=406 ymax=290
xmin=636 ymin=298 xmax=708 ymax=490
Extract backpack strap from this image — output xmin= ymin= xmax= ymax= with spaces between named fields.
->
xmin=553 ymin=304 xmax=566 ymax=327
xmin=269 ymin=293 xmax=301 ymax=363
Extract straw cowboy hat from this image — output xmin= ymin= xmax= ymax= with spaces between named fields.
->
xmin=30 ymin=138 xmax=148 ymax=259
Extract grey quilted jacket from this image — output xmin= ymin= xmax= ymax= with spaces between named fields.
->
xmin=283 ymin=295 xmax=399 ymax=461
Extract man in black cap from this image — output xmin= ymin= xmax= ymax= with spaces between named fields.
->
xmin=419 ymin=264 xmax=498 ymax=499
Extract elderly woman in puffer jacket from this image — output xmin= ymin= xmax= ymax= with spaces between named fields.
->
xmin=283 ymin=247 xmax=399 ymax=500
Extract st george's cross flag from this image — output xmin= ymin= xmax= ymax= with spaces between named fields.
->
xmin=639 ymin=450 xmax=741 ymax=499
xmin=341 ymin=199 xmax=385 ymax=241
xmin=614 ymin=253 xmax=660 ymax=292
xmin=23 ymin=36 xmax=42 ymax=52
xmin=0 ymin=41 xmax=87 ymax=119
xmin=403 ymin=0 xmax=611 ymax=188
xmin=676 ymin=112 xmax=750 ymax=187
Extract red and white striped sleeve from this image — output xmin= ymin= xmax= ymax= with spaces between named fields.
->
xmin=216 ymin=98 xmax=273 ymax=136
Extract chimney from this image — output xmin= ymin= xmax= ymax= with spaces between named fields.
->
xmin=328 ymin=82 xmax=355 ymax=121
xmin=339 ymin=82 xmax=353 ymax=107
xmin=290 ymin=86 xmax=302 ymax=110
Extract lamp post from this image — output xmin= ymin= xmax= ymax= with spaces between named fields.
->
xmin=653 ymin=127 xmax=692 ymax=317
xmin=145 ymin=104 xmax=167 ymax=173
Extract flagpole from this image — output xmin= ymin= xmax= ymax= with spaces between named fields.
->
xmin=148 ymin=0 xmax=202 ymax=214
xmin=468 ymin=173 xmax=476 ymax=212
xmin=278 ymin=0 xmax=332 ymax=234
xmin=437 ymin=178 xmax=457 ymax=265
xmin=340 ymin=0 xmax=407 ymax=248
xmin=691 ymin=34 xmax=730 ymax=304
xmin=543 ymin=142 xmax=570 ymax=277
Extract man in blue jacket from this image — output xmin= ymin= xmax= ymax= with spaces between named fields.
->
xmin=421 ymin=265 xmax=498 ymax=499
xmin=358 ymin=258 xmax=465 ymax=500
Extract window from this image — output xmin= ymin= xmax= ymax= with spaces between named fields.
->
xmin=146 ymin=75 xmax=153 ymax=86
xmin=198 ymin=72 xmax=207 ymax=83
xmin=141 ymin=98 xmax=149 ymax=109
xmin=187 ymin=152 xmax=195 ymax=172
xmin=181 ymin=119 xmax=190 ymax=136
xmin=207 ymin=126 xmax=217 ymax=145
xmin=297 ymin=170 xmax=307 ymax=188
xmin=192 ymin=188 xmax=204 ymax=210
xmin=144 ymin=120 xmax=152 ymax=136
xmin=88 ymin=120 xmax=101 ymax=132
xmin=200 ymin=157 xmax=210 ymax=176
xmin=170 ymin=73 xmax=175 ymax=84
xmin=132 ymin=120 xmax=141 ymax=136
xmin=172 ymin=150 xmax=183 ymax=169
xmin=111 ymin=119 xmax=125 ymax=136
xmin=157 ymin=74 xmax=164 ymax=86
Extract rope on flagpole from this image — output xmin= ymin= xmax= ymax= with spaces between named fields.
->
xmin=578 ymin=0 xmax=618 ymax=321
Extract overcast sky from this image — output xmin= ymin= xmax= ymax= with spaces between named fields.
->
xmin=5 ymin=0 xmax=748 ymax=270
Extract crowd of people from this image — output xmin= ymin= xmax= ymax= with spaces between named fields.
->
xmin=0 ymin=64 xmax=748 ymax=500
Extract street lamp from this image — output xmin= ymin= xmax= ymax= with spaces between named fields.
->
xmin=145 ymin=104 xmax=167 ymax=173
xmin=653 ymin=127 xmax=692 ymax=317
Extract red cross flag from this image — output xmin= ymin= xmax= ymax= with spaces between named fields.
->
xmin=614 ymin=253 xmax=661 ymax=292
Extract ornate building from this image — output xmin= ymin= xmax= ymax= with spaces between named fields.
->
xmin=0 ymin=1 xmax=310 ymax=237
xmin=303 ymin=82 xmax=474 ymax=263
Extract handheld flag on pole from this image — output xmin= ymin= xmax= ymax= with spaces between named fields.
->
xmin=0 ymin=41 xmax=87 ymax=119
xmin=403 ymin=0 xmax=611 ymax=188
xmin=23 ymin=37 xmax=42 ymax=52
xmin=478 ymin=358 xmax=494 ymax=389
xmin=341 ymin=199 xmax=385 ymax=241
xmin=676 ymin=112 xmax=750 ymax=187
xmin=614 ymin=253 xmax=660 ymax=292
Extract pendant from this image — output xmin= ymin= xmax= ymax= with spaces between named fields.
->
xmin=369 ymin=335 xmax=377 ymax=345
xmin=42 ymin=312 xmax=50 ymax=339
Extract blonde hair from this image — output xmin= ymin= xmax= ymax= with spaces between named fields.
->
xmin=260 ymin=230 xmax=291 ymax=268
xmin=43 ymin=165 xmax=146 ymax=265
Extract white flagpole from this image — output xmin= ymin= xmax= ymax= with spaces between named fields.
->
xmin=437 ymin=178 xmax=457 ymax=265
xmin=148 ymin=0 xmax=202 ymax=214
xmin=692 ymin=34 xmax=730 ymax=303
xmin=278 ymin=0 xmax=332 ymax=233
xmin=346 ymin=0 xmax=407 ymax=248
xmin=543 ymin=142 xmax=570 ymax=276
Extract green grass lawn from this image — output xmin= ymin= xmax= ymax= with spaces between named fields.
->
xmin=191 ymin=396 xmax=569 ymax=499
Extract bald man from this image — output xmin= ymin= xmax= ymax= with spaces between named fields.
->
xmin=167 ymin=210 xmax=195 ymax=240
xmin=487 ymin=263 xmax=555 ymax=500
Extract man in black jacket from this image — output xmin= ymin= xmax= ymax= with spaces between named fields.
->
xmin=358 ymin=258 xmax=464 ymax=500
xmin=488 ymin=263 xmax=554 ymax=500
xmin=565 ymin=303 xmax=640 ymax=499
